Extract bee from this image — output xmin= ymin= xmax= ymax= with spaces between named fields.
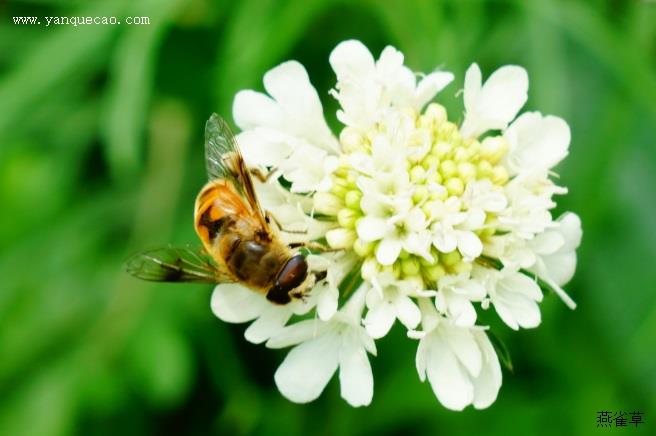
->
xmin=126 ymin=113 xmax=324 ymax=304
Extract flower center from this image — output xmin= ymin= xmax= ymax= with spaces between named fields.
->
xmin=314 ymin=103 xmax=511 ymax=287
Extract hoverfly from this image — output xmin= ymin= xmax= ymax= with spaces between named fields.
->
xmin=126 ymin=114 xmax=324 ymax=304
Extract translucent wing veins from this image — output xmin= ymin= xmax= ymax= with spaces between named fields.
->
xmin=125 ymin=246 xmax=232 ymax=284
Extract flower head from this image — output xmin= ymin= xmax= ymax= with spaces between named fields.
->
xmin=217 ymin=39 xmax=582 ymax=409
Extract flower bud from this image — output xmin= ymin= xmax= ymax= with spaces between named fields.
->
xmin=340 ymin=127 xmax=364 ymax=151
xmin=458 ymin=162 xmax=477 ymax=181
xmin=314 ymin=192 xmax=342 ymax=215
xmin=344 ymin=190 xmax=362 ymax=209
xmin=424 ymin=264 xmax=446 ymax=282
xmin=439 ymin=160 xmax=457 ymax=178
xmin=491 ymin=165 xmax=509 ymax=185
xmin=325 ymin=228 xmax=356 ymax=249
xmin=445 ymin=177 xmax=464 ymax=196
xmin=401 ymin=258 xmax=420 ymax=276
xmin=353 ymin=238 xmax=374 ymax=257
xmin=480 ymin=136 xmax=508 ymax=164
xmin=432 ymin=140 xmax=452 ymax=158
xmin=425 ymin=103 xmax=447 ymax=124
xmin=337 ymin=208 xmax=358 ymax=228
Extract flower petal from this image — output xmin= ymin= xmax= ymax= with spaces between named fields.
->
xmin=316 ymin=282 xmax=339 ymax=321
xmin=504 ymin=112 xmax=570 ymax=175
xmin=244 ymin=305 xmax=293 ymax=344
xmin=233 ymin=90 xmax=282 ymax=130
xmin=442 ymin=325 xmax=482 ymax=377
xmin=263 ymin=61 xmax=337 ymax=151
xmin=363 ymin=302 xmax=396 ymax=339
xmin=456 ymin=230 xmax=483 ymax=259
xmin=461 ymin=64 xmax=529 ymax=138
xmin=356 ymin=216 xmax=388 ymax=242
xmin=376 ymin=238 xmax=403 ymax=265
xmin=414 ymin=71 xmax=454 ymax=109
xmin=274 ymin=333 xmax=340 ymax=403
xmin=330 ymin=40 xmax=376 ymax=80
xmin=236 ymin=129 xmax=293 ymax=168
xmin=471 ymin=331 xmax=502 ymax=409
xmin=338 ymin=338 xmax=374 ymax=407
xmin=267 ymin=319 xmax=326 ymax=349
xmin=425 ymin=333 xmax=474 ymax=411
xmin=211 ymin=283 xmax=269 ymax=323
xmin=394 ymin=295 xmax=421 ymax=330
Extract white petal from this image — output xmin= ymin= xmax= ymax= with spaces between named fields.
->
xmin=540 ymin=252 xmax=577 ymax=287
xmin=233 ymin=90 xmax=282 ymax=130
xmin=266 ymin=319 xmax=325 ymax=348
xmin=448 ymin=295 xmax=479 ymax=327
xmin=493 ymin=278 xmax=542 ymax=331
xmin=404 ymin=208 xmax=427 ymax=231
xmin=442 ymin=325 xmax=482 ymax=377
xmin=236 ymin=129 xmax=292 ymax=168
xmin=363 ymin=302 xmax=396 ymax=339
xmin=414 ymin=71 xmax=454 ymax=109
xmin=394 ymin=296 xmax=421 ymax=330
xmin=471 ymin=331 xmax=502 ymax=409
xmin=330 ymin=40 xmax=376 ymax=80
xmin=504 ymin=112 xmax=570 ymax=175
xmin=531 ymin=230 xmax=565 ymax=255
xmin=263 ymin=61 xmax=336 ymax=151
xmin=376 ymin=238 xmax=403 ymax=266
xmin=432 ymin=229 xmax=458 ymax=253
xmin=415 ymin=338 xmax=428 ymax=381
xmin=316 ymin=282 xmax=339 ymax=321
xmin=456 ymin=230 xmax=483 ymax=259
xmin=356 ymin=216 xmax=388 ymax=242
xmin=338 ymin=339 xmax=374 ymax=407
xmin=244 ymin=306 xmax=292 ymax=344
xmin=453 ymin=279 xmax=487 ymax=300
xmin=425 ymin=334 xmax=474 ymax=411
xmin=557 ymin=212 xmax=582 ymax=252
xmin=462 ymin=65 xmax=529 ymax=138
xmin=274 ymin=333 xmax=340 ymax=403
xmin=500 ymin=271 xmax=543 ymax=301
xmin=210 ymin=284 xmax=269 ymax=323
xmin=463 ymin=63 xmax=482 ymax=112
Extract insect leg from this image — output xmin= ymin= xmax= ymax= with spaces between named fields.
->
xmin=288 ymin=241 xmax=341 ymax=252
xmin=251 ymin=166 xmax=279 ymax=183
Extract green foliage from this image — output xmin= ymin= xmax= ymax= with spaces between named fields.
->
xmin=1 ymin=0 xmax=655 ymax=434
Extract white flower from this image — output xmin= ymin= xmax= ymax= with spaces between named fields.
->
xmin=475 ymin=266 xmax=543 ymax=330
xmin=428 ymin=197 xmax=484 ymax=261
xmin=434 ymin=273 xmax=486 ymax=327
xmin=233 ymin=61 xmax=339 ymax=193
xmin=363 ymin=272 xmax=422 ymax=338
xmin=504 ymin=111 xmax=570 ymax=176
xmin=527 ymin=212 xmax=582 ymax=309
xmin=412 ymin=300 xmax=502 ymax=411
xmin=211 ymin=283 xmax=305 ymax=344
xmin=329 ymin=40 xmax=453 ymax=130
xmin=460 ymin=63 xmax=529 ymax=139
xmin=267 ymin=287 xmax=376 ymax=407
xmin=215 ymin=39 xmax=582 ymax=410
xmin=306 ymin=252 xmax=358 ymax=321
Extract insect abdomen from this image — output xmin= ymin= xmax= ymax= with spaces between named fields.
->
xmin=224 ymin=237 xmax=288 ymax=290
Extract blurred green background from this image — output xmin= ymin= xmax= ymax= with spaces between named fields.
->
xmin=1 ymin=0 xmax=655 ymax=435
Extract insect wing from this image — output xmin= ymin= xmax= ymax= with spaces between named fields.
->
xmin=204 ymin=113 xmax=269 ymax=231
xmin=126 ymin=246 xmax=233 ymax=284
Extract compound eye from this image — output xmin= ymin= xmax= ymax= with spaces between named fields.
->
xmin=275 ymin=255 xmax=308 ymax=293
